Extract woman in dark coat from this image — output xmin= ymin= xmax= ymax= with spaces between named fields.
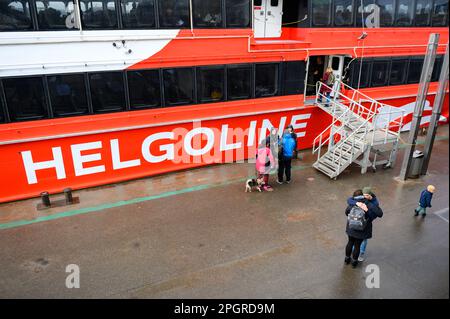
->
xmin=344 ymin=190 xmax=384 ymax=268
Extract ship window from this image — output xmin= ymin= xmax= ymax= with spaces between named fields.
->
xmin=255 ymin=63 xmax=279 ymax=98
xmin=3 ymin=77 xmax=49 ymax=122
xmin=377 ymin=0 xmax=395 ymax=26
xmin=334 ymin=0 xmax=353 ymax=26
xmin=389 ymin=58 xmax=408 ymax=85
xmin=431 ymin=55 xmax=443 ymax=82
xmin=128 ymin=70 xmax=161 ymax=109
xmin=121 ymin=0 xmax=156 ymax=28
xmin=282 ymin=61 xmax=305 ymax=95
xmin=226 ymin=0 xmax=251 ymax=28
xmin=193 ymin=0 xmax=223 ymax=28
xmin=0 ymin=0 xmax=33 ymax=31
xmin=432 ymin=0 xmax=448 ymax=26
xmin=89 ymin=72 xmax=125 ymax=113
xmin=395 ymin=0 xmax=414 ymax=26
xmin=370 ymin=60 xmax=389 ymax=87
xmin=271 ymin=0 xmax=279 ymax=6
xmin=35 ymin=0 xmax=79 ymax=30
xmin=312 ymin=0 xmax=332 ymax=26
xmin=414 ymin=0 xmax=431 ymax=26
xmin=356 ymin=0 xmax=374 ymax=27
xmin=158 ymin=0 xmax=190 ymax=28
xmin=79 ymin=0 xmax=118 ymax=29
xmin=351 ymin=59 xmax=371 ymax=89
xmin=0 ymin=90 xmax=6 ymax=123
xmin=197 ymin=66 xmax=225 ymax=103
xmin=227 ymin=64 xmax=252 ymax=100
xmin=163 ymin=68 xmax=194 ymax=106
xmin=407 ymin=56 xmax=424 ymax=84
xmin=48 ymin=74 xmax=89 ymax=117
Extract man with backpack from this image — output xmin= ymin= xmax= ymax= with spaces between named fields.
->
xmin=277 ymin=129 xmax=296 ymax=184
xmin=344 ymin=189 xmax=384 ymax=268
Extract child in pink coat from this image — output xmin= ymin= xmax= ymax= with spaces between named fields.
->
xmin=255 ymin=141 xmax=275 ymax=191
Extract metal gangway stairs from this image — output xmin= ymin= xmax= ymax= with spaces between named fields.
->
xmin=312 ymin=81 xmax=405 ymax=179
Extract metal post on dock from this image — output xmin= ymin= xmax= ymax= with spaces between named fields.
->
xmin=40 ymin=192 xmax=51 ymax=207
xmin=64 ymin=188 xmax=73 ymax=205
xmin=420 ymin=44 xmax=449 ymax=176
xmin=399 ymin=33 xmax=440 ymax=180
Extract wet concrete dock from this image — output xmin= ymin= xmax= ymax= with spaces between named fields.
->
xmin=0 ymin=126 xmax=448 ymax=299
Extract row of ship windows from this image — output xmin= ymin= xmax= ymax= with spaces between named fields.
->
xmin=347 ymin=54 xmax=444 ymax=88
xmin=0 ymin=0 xmax=251 ymax=31
xmin=1 ymin=0 xmax=448 ymax=31
xmin=0 ymin=61 xmax=305 ymax=123
xmin=310 ymin=0 xmax=448 ymax=27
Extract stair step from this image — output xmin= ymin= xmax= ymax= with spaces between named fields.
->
xmin=325 ymin=148 xmax=352 ymax=161
xmin=321 ymin=155 xmax=349 ymax=169
xmin=313 ymin=162 xmax=336 ymax=178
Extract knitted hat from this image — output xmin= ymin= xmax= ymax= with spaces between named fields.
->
xmin=362 ymin=187 xmax=372 ymax=195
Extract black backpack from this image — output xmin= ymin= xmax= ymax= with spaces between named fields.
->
xmin=347 ymin=206 xmax=367 ymax=231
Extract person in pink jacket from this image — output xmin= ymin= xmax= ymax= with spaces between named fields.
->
xmin=255 ymin=141 xmax=275 ymax=191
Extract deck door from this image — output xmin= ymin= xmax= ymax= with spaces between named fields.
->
xmin=254 ymin=0 xmax=283 ymax=38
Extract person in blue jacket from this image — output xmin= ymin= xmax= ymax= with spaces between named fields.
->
xmin=347 ymin=186 xmax=381 ymax=262
xmin=414 ymin=185 xmax=435 ymax=218
xmin=277 ymin=129 xmax=296 ymax=184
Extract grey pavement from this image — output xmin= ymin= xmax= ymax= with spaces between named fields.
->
xmin=0 ymin=126 xmax=448 ymax=299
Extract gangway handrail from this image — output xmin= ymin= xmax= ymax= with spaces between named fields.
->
xmin=312 ymin=107 xmax=351 ymax=159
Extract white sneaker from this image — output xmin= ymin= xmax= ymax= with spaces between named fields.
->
xmin=358 ymin=254 xmax=365 ymax=262
xmin=276 ymin=180 xmax=283 ymax=184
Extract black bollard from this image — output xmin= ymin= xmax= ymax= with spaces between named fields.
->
xmin=64 ymin=188 xmax=73 ymax=205
xmin=41 ymin=192 xmax=51 ymax=207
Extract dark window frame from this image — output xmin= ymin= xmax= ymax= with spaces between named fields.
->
xmin=388 ymin=57 xmax=408 ymax=85
xmin=127 ymin=68 xmax=162 ymax=109
xmin=157 ymin=0 xmax=191 ymax=29
xmin=311 ymin=0 xmax=333 ymax=27
xmin=333 ymin=0 xmax=355 ymax=27
xmin=196 ymin=65 xmax=226 ymax=103
xmin=376 ymin=0 xmax=396 ymax=27
xmin=88 ymin=70 xmax=126 ymax=113
xmin=351 ymin=58 xmax=373 ymax=89
xmin=225 ymin=0 xmax=251 ymax=28
xmin=431 ymin=0 xmax=449 ymax=26
xmin=120 ymin=0 xmax=158 ymax=29
xmin=254 ymin=62 xmax=281 ymax=98
xmin=192 ymin=0 xmax=225 ymax=28
xmin=370 ymin=58 xmax=390 ymax=87
xmin=281 ymin=60 xmax=306 ymax=95
xmin=46 ymin=72 xmax=90 ymax=117
xmin=79 ymin=0 xmax=120 ymax=30
xmin=414 ymin=0 xmax=432 ymax=26
xmin=431 ymin=54 xmax=444 ymax=82
xmin=226 ymin=63 xmax=254 ymax=101
xmin=0 ymin=80 xmax=9 ymax=122
xmin=162 ymin=66 xmax=195 ymax=106
xmin=3 ymin=75 xmax=50 ymax=122
xmin=406 ymin=55 xmax=424 ymax=84
xmin=34 ymin=0 xmax=81 ymax=31
xmin=395 ymin=0 xmax=415 ymax=27
xmin=0 ymin=0 xmax=36 ymax=31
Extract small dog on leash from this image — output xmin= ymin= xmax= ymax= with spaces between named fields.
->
xmin=245 ymin=177 xmax=265 ymax=192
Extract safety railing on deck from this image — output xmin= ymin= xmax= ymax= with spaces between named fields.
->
xmin=313 ymin=80 xmax=405 ymax=176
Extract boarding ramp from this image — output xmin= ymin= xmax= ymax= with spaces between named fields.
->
xmin=312 ymin=81 xmax=404 ymax=179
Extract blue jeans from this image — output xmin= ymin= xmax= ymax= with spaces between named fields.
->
xmin=360 ymin=239 xmax=368 ymax=255
xmin=352 ymin=239 xmax=368 ymax=256
xmin=415 ymin=206 xmax=427 ymax=215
